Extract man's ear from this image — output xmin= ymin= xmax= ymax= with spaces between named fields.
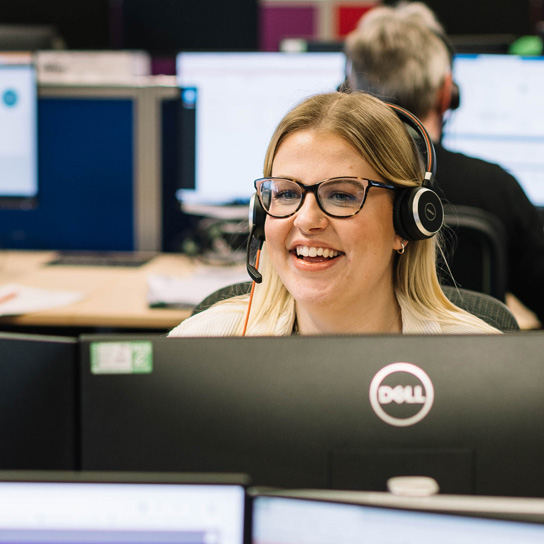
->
xmin=437 ymin=73 xmax=454 ymax=115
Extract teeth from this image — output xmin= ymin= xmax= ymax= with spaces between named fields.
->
xmin=296 ymin=246 xmax=339 ymax=258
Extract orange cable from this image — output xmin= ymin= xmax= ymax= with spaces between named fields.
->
xmin=241 ymin=248 xmax=261 ymax=336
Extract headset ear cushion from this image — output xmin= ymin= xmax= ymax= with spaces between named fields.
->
xmin=393 ymin=187 xmax=444 ymax=241
xmin=393 ymin=189 xmax=413 ymax=241
xmin=249 ymin=193 xmax=266 ymax=242
xmin=450 ymin=82 xmax=460 ymax=111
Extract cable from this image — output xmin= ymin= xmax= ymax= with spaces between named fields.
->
xmin=241 ymin=248 xmax=261 ymax=336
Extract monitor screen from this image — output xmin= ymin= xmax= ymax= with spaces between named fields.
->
xmin=0 ymin=53 xmax=38 ymax=207
xmin=252 ymin=494 xmax=544 ymax=544
xmin=0 ymin=472 xmax=247 ymax=544
xmin=442 ymin=54 xmax=544 ymax=207
xmin=175 ymin=52 xmax=346 ymax=210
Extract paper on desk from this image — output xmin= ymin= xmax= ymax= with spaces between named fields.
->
xmin=147 ymin=266 xmax=250 ymax=308
xmin=0 ymin=283 xmax=84 ymax=316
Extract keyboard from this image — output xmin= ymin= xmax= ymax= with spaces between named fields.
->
xmin=47 ymin=251 xmax=156 ymax=268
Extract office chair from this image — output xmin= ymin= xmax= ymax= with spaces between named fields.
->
xmin=440 ymin=205 xmax=508 ymax=302
xmin=191 ymin=282 xmax=519 ymax=332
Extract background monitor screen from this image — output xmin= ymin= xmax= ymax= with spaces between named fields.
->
xmin=175 ymin=52 xmax=345 ymax=209
xmin=442 ymin=54 xmax=544 ymax=207
xmin=0 ymin=53 xmax=38 ymax=207
xmin=252 ymin=494 xmax=544 ymax=544
xmin=0 ymin=473 xmax=246 ymax=544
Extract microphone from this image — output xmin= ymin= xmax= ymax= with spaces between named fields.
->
xmin=246 ymin=229 xmax=263 ymax=283
xmin=246 ymin=194 xmax=266 ymax=283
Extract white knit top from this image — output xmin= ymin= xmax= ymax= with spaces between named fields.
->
xmin=168 ymin=292 xmax=501 ymax=337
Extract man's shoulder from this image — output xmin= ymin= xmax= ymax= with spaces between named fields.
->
xmin=435 ymin=145 xmax=519 ymax=190
xmin=436 ymin=145 xmax=508 ymax=174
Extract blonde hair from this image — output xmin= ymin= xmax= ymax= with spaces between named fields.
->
xmin=220 ymin=91 xmax=498 ymax=335
xmin=344 ymin=1 xmax=451 ymax=118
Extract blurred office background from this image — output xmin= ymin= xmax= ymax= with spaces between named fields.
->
xmin=0 ymin=1 xmax=542 ymax=70
xmin=0 ymin=0 xmax=543 ymax=257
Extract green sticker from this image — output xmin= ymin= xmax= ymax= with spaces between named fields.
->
xmin=90 ymin=342 xmax=153 ymax=374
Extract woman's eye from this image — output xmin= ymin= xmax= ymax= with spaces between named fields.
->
xmin=328 ymin=191 xmax=358 ymax=204
xmin=274 ymin=190 xmax=299 ymax=201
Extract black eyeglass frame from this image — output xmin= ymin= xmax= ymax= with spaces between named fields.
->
xmin=254 ymin=176 xmax=397 ymax=219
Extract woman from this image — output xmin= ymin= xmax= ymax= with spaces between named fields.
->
xmin=169 ymin=92 xmax=500 ymax=336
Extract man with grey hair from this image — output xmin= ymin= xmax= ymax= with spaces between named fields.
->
xmin=344 ymin=1 xmax=544 ymax=326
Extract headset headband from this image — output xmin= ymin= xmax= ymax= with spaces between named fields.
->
xmin=386 ymin=102 xmax=436 ymax=184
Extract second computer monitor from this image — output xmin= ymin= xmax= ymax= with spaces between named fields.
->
xmin=442 ymin=53 xmax=544 ymax=208
xmin=252 ymin=491 xmax=544 ymax=543
xmin=175 ymin=51 xmax=346 ymax=209
xmin=0 ymin=53 xmax=38 ymax=208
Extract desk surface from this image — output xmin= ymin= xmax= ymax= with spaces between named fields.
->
xmin=0 ymin=251 xmax=196 ymax=330
xmin=0 ymin=250 xmax=539 ymax=331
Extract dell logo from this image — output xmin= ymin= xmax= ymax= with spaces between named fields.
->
xmin=378 ymin=385 xmax=426 ymax=405
xmin=369 ymin=363 xmax=434 ymax=427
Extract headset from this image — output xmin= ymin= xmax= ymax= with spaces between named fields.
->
xmin=246 ymin=102 xmax=444 ymax=284
xmin=434 ymin=30 xmax=460 ymax=112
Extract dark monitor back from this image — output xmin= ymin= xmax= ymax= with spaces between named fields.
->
xmin=121 ymin=0 xmax=258 ymax=54
xmin=420 ymin=0 xmax=531 ymax=36
xmin=80 ymin=333 xmax=544 ymax=497
xmin=0 ymin=25 xmax=64 ymax=50
xmin=0 ymin=332 xmax=77 ymax=470
xmin=0 ymin=2 xmax=109 ymax=49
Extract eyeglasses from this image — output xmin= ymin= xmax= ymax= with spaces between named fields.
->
xmin=254 ymin=176 xmax=396 ymax=218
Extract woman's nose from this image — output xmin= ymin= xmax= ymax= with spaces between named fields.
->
xmin=293 ymin=193 xmax=329 ymax=231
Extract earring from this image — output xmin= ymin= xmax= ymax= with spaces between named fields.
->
xmin=397 ymin=240 xmax=406 ymax=255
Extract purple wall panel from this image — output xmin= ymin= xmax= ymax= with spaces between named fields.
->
xmin=259 ymin=5 xmax=316 ymax=51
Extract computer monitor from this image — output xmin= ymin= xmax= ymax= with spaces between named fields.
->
xmin=175 ymin=52 xmax=346 ymax=211
xmin=0 ymin=82 xmax=165 ymax=251
xmin=448 ymin=34 xmax=515 ymax=54
xmin=80 ymin=332 xmax=544 ymax=497
xmin=0 ymin=24 xmax=64 ymax=50
xmin=0 ymin=4 xmax=109 ymax=50
xmin=0 ymin=53 xmax=38 ymax=208
xmin=442 ymin=54 xmax=544 ymax=207
xmin=252 ymin=491 xmax=544 ymax=543
xmin=0 ymin=332 xmax=77 ymax=470
xmin=0 ymin=471 xmax=248 ymax=544
xmin=120 ymin=0 xmax=258 ymax=54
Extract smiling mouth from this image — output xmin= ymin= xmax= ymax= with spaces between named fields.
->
xmin=293 ymin=246 xmax=342 ymax=261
